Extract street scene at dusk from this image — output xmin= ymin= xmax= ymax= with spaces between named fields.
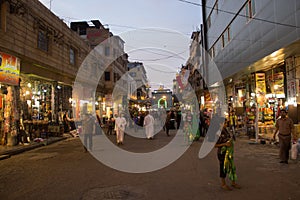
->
xmin=1 ymin=0 xmax=300 ymax=199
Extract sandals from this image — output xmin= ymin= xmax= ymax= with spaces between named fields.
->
xmin=231 ymin=183 xmax=241 ymax=189
xmin=221 ymin=185 xmax=232 ymax=191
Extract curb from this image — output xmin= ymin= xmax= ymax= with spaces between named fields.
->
xmin=0 ymin=137 xmax=68 ymax=160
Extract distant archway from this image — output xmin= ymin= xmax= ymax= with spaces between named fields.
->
xmin=158 ymin=98 xmax=167 ymax=109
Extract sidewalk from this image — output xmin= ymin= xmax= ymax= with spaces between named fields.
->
xmin=0 ymin=135 xmax=70 ymax=160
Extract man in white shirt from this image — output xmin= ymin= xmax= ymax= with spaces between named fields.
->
xmin=144 ymin=111 xmax=155 ymax=139
xmin=115 ymin=113 xmax=127 ymax=145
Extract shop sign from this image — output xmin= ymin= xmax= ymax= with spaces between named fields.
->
xmin=105 ymin=94 xmax=112 ymax=107
xmin=204 ymin=90 xmax=212 ymax=102
xmin=255 ymin=73 xmax=266 ymax=94
xmin=287 ymin=80 xmax=296 ymax=99
xmin=272 ymin=72 xmax=284 ymax=94
xmin=285 ymin=57 xmax=295 ymax=81
xmin=0 ymin=52 xmax=20 ymax=85
xmin=176 ymin=69 xmax=190 ymax=90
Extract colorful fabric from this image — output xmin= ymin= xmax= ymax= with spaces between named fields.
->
xmin=221 ymin=140 xmax=237 ymax=181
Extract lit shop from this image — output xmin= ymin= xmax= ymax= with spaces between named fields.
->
xmin=229 ymin=65 xmax=287 ymax=139
xmin=19 ymin=75 xmax=73 ymax=135
xmin=0 ymin=52 xmax=21 ymax=146
xmin=0 ymin=51 xmax=75 ymax=146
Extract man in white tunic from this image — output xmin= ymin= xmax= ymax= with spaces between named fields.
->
xmin=115 ymin=113 xmax=127 ymax=145
xmin=144 ymin=111 xmax=155 ymax=139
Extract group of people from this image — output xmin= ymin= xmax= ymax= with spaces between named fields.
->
xmin=79 ymin=107 xmax=298 ymax=191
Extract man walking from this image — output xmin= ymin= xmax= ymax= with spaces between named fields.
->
xmin=115 ymin=113 xmax=127 ymax=145
xmin=144 ymin=111 xmax=155 ymax=139
xmin=82 ymin=113 xmax=95 ymax=152
xmin=273 ymin=109 xmax=296 ymax=164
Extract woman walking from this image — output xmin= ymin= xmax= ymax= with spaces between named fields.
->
xmin=215 ymin=118 xmax=241 ymax=190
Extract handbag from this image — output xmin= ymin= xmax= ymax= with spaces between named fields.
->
xmin=291 ymin=142 xmax=298 ymax=160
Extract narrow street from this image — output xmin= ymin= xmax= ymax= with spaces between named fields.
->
xmin=0 ymin=130 xmax=299 ymax=200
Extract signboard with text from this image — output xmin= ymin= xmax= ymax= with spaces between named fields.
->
xmin=0 ymin=52 xmax=20 ymax=85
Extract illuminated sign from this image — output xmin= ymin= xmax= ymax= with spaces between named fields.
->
xmin=0 ymin=52 xmax=20 ymax=85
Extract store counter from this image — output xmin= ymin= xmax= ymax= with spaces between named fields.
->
xmin=23 ymin=120 xmax=62 ymax=139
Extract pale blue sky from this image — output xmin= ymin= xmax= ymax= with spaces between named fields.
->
xmin=39 ymin=0 xmax=201 ymax=90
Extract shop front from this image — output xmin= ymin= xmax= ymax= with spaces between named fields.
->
xmin=19 ymin=75 xmax=73 ymax=140
xmin=0 ymin=51 xmax=76 ymax=146
xmin=229 ymin=64 xmax=287 ymax=141
xmin=0 ymin=52 xmax=21 ymax=146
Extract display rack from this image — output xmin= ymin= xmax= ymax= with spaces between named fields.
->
xmin=246 ymin=106 xmax=256 ymax=138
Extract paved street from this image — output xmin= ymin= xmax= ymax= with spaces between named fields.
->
xmin=0 ymin=130 xmax=299 ymax=200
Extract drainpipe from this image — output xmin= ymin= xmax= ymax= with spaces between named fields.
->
xmin=201 ymin=0 xmax=209 ymax=88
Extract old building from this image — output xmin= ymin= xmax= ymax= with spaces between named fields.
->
xmin=128 ymin=62 xmax=148 ymax=98
xmin=71 ymin=20 xmax=129 ymax=117
xmin=0 ymin=0 xmax=92 ymax=145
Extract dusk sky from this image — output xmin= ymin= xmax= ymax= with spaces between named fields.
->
xmin=39 ymin=0 xmax=201 ymax=90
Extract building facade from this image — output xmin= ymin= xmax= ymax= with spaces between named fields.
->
xmin=201 ymin=0 xmax=300 ymax=138
xmin=71 ymin=20 xmax=129 ymax=117
xmin=0 ymin=0 xmax=92 ymax=145
xmin=127 ymin=62 xmax=148 ymax=100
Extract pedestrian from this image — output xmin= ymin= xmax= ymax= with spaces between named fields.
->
xmin=185 ymin=110 xmax=194 ymax=142
xmin=229 ymin=110 xmax=237 ymax=136
xmin=161 ymin=109 xmax=167 ymax=131
xmin=144 ymin=111 xmax=155 ymax=139
xmin=165 ymin=111 xmax=172 ymax=136
xmin=95 ymin=114 xmax=102 ymax=135
xmin=139 ymin=112 xmax=145 ymax=127
xmin=199 ymin=109 xmax=204 ymax=137
xmin=273 ymin=109 xmax=297 ymax=164
xmin=106 ymin=117 xmax=115 ymax=135
xmin=133 ymin=113 xmax=139 ymax=132
xmin=215 ymin=118 xmax=241 ymax=190
xmin=115 ymin=113 xmax=127 ymax=145
xmin=63 ymin=111 xmax=70 ymax=133
xmin=176 ymin=110 xmax=182 ymax=129
xmin=202 ymin=108 xmax=210 ymax=136
xmin=82 ymin=113 xmax=95 ymax=152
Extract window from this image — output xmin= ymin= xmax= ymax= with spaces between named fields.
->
xmin=38 ymin=30 xmax=48 ymax=52
xmin=105 ymin=71 xmax=110 ymax=81
xmin=130 ymin=72 xmax=136 ymax=77
xmin=245 ymin=0 xmax=256 ymax=21
xmin=209 ymin=46 xmax=215 ymax=59
xmin=114 ymin=72 xmax=118 ymax=82
xmin=207 ymin=15 xmax=211 ymax=29
xmin=207 ymin=0 xmax=218 ymax=29
xmin=105 ymin=46 xmax=110 ymax=56
xmin=70 ymin=48 xmax=75 ymax=65
xmin=227 ymin=27 xmax=231 ymax=42
xmin=221 ymin=35 xmax=225 ymax=48
xmin=222 ymin=26 xmax=231 ymax=48
xmin=215 ymin=0 xmax=218 ymax=14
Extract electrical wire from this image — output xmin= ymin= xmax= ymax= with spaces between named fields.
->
xmin=129 ymin=49 xmax=187 ymax=62
xmin=178 ymin=0 xmax=300 ymax=29
xmin=145 ymin=65 xmax=178 ymax=74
